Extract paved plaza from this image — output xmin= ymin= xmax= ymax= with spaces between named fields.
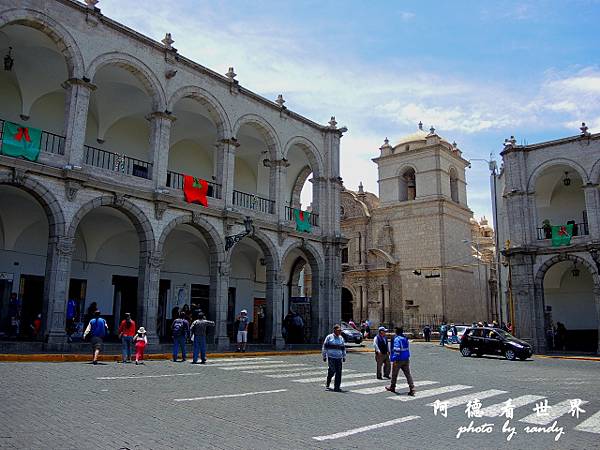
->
xmin=0 ymin=343 xmax=599 ymax=449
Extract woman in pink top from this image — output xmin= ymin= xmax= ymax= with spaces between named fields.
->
xmin=133 ymin=327 xmax=148 ymax=365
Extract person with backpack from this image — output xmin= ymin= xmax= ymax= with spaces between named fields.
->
xmin=190 ymin=313 xmax=215 ymax=364
xmin=83 ymin=310 xmax=109 ymax=365
xmin=172 ymin=311 xmax=190 ymax=362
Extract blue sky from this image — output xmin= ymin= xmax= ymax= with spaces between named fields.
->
xmin=100 ymin=0 xmax=600 ymax=221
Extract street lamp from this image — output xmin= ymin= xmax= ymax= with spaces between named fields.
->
xmin=467 ymin=155 xmax=503 ymax=324
xmin=225 ymin=216 xmax=254 ymax=251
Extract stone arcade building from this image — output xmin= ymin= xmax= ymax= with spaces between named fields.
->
xmin=339 ymin=125 xmax=488 ymax=330
xmin=496 ymin=128 xmax=600 ymax=354
xmin=0 ymin=0 xmax=344 ymax=349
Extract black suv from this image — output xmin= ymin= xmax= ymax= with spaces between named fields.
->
xmin=460 ymin=327 xmax=532 ymax=361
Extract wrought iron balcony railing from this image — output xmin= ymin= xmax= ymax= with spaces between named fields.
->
xmin=284 ymin=206 xmax=319 ymax=227
xmin=233 ymin=190 xmax=274 ymax=214
xmin=0 ymin=118 xmax=65 ymax=155
xmin=166 ymin=170 xmax=221 ymax=199
xmin=83 ymin=145 xmax=152 ymax=179
xmin=536 ymin=222 xmax=589 ymax=240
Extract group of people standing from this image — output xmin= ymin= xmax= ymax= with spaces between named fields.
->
xmin=321 ymin=324 xmax=415 ymax=396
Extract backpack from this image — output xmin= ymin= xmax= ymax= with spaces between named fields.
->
xmin=172 ymin=319 xmax=183 ymax=336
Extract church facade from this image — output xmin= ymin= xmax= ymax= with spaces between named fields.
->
xmin=340 ymin=125 xmax=489 ymax=330
xmin=0 ymin=0 xmax=344 ymax=349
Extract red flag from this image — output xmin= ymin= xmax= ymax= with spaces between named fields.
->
xmin=183 ymin=175 xmax=208 ymax=207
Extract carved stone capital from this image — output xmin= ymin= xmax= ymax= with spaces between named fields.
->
xmin=56 ymin=236 xmax=75 ymax=256
xmin=65 ymin=180 xmax=81 ymax=202
xmin=148 ymin=252 xmax=163 ymax=269
xmin=12 ymin=167 xmax=26 ymax=185
xmin=113 ymin=193 xmax=125 ymax=207
xmin=61 ymin=77 xmax=97 ymax=91
xmin=218 ymin=262 xmax=230 ymax=277
xmin=146 ymin=111 xmax=177 ymax=122
xmin=154 ymin=200 xmax=168 ymax=220
xmin=218 ymin=138 xmax=240 ymax=148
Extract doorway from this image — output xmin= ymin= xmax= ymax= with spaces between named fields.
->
xmin=19 ymin=275 xmax=44 ymax=339
xmin=341 ymin=287 xmax=354 ymax=323
xmin=253 ymin=298 xmax=266 ymax=343
xmin=112 ymin=275 xmax=138 ymax=333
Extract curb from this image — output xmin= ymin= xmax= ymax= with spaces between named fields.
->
xmin=441 ymin=343 xmax=600 ymax=361
xmin=0 ymin=349 xmax=322 ymax=363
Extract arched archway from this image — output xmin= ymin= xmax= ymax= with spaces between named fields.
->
xmin=67 ymin=197 xmax=155 ymax=336
xmin=281 ymin=241 xmax=324 ymax=343
xmin=535 ymin=254 xmax=600 ymax=354
xmin=399 ymin=167 xmax=416 ymax=201
xmin=156 ymin=214 xmax=224 ymax=341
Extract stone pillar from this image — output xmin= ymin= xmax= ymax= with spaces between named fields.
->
xmin=383 ymin=285 xmax=390 ymax=324
xmin=62 ymin=78 xmax=96 ymax=166
xmin=215 ymin=139 xmax=238 ymax=206
xmin=594 ymin=286 xmax=600 ymax=355
xmin=147 ymin=112 xmax=176 ymax=188
xmin=213 ymin=261 xmax=231 ymax=351
xmin=267 ymin=158 xmax=289 ymax=221
xmin=138 ymin=251 xmax=162 ymax=345
xmin=45 ymin=236 xmax=75 ymax=343
xmin=584 ymin=184 xmax=600 ymax=240
xmin=268 ymin=272 xmax=285 ymax=349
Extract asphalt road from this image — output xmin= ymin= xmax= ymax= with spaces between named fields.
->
xmin=0 ymin=342 xmax=599 ymax=449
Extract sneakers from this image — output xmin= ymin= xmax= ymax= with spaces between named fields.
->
xmin=385 ymin=386 xmax=396 ymax=393
xmin=135 ymin=360 xmax=138 ymax=365
xmin=408 ymin=390 xmax=416 ymax=397
xmin=333 ymin=388 xmax=345 ymax=393
xmin=377 ymin=376 xmax=383 ymax=380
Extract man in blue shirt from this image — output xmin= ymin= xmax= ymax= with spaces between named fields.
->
xmin=83 ymin=310 xmax=108 ymax=365
xmin=385 ymin=327 xmax=415 ymax=396
xmin=322 ymin=324 xmax=346 ymax=392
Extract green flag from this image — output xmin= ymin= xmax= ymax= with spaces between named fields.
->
xmin=294 ymin=209 xmax=312 ymax=233
xmin=1 ymin=121 xmax=42 ymax=161
xmin=551 ymin=224 xmax=573 ymax=247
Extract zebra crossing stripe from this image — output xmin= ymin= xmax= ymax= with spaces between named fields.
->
xmin=244 ymin=364 xmax=306 ymax=376
xmin=341 ymin=378 xmax=390 ymax=388
xmin=208 ymin=357 xmax=272 ymax=364
xmin=219 ymin=362 xmax=285 ymax=370
xmin=351 ymin=380 xmax=438 ymax=395
xmin=479 ymin=395 xmax=545 ymax=418
xmin=390 ymin=385 xmax=472 ymax=402
xmin=312 ymin=415 xmax=420 ymax=441
xmin=265 ymin=369 xmax=357 ymax=378
xmin=293 ymin=373 xmax=373 ymax=383
xmin=427 ymin=389 xmax=507 ymax=409
xmin=206 ymin=358 xmax=275 ymax=367
xmin=575 ymin=410 xmax=600 ymax=434
xmin=520 ymin=399 xmax=590 ymax=425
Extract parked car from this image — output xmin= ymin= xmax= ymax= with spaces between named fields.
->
xmin=459 ymin=327 xmax=532 ymax=361
xmin=340 ymin=322 xmax=363 ymax=344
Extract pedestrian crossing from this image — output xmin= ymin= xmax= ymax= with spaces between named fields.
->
xmin=205 ymin=356 xmax=600 ymax=436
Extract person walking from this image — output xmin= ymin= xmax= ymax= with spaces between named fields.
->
xmin=386 ymin=327 xmax=415 ymax=396
xmin=373 ymin=326 xmax=391 ymax=380
xmin=322 ymin=324 xmax=346 ymax=392
xmin=171 ymin=311 xmax=190 ymax=362
xmin=133 ymin=327 xmax=147 ymax=365
xmin=439 ymin=322 xmax=448 ymax=346
xmin=236 ymin=309 xmax=249 ymax=352
xmin=118 ymin=312 xmax=136 ymax=363
xmin=422 ymin=324 xmax=431 ymax=342
xmin=191 ymin=313 xmax=215 ymax=364
xmin=83 ymin=310 xmax=109 ymax=365
xmin=450 ymin=323 xmax=458 ymax=344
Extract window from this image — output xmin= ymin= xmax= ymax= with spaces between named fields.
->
xmin=449 ymin=168 xmax=459 ymax=203
xmin=341 ymin=247 xmax=349 ymax=264
xmin=399 ymin=168 xmax=416 ymax=201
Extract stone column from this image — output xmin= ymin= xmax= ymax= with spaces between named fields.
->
xmin=267 ymin=158 xmax=289 ymax=221
xmin=45 ymin=236 xmax=75 ymax=343
xmin=269 ymin=272 xmax=285 ymax=349
xmin=213 ymin=261 xmax=231 ymax=351
xmin=584 ymin=184 xmax=600 ymax=240
xmin=147 ymin=112 xmax=176 ymax=188
xmin=215 ymin=139 xmax=238 ymax=206
xmin=138 ymin=251 xmax=162 ymax=345
xmin=62 ymin=78 xmax=96 ymax=166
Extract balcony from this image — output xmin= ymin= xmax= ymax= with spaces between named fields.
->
xmin=537 ymin=222 xmax=589 ymax=240
xmin=83 ymin=145 xmax=152 ymax=179
xmin=0 ymin=118 xmax=65 ymax=156
xmin=233 ymin=190 xmax=274 ymax=214
xmin=166 ymin=170 xmax=221 ymax=199
xmin=284 ymin=206 xmax=319 ymax=227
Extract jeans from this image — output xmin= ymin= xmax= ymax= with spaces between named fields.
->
xmin=440 ymin=334 xmax=447 ymax=346
xmin=326 ymin=358 xmax=343 ymax=390
xmin=173 ymin=335 xmax=187 ymax=361
xmin=193 ymin=335 xmax=207 ymax=363
xmin=121 ymin=336 xmax=133 ymax=361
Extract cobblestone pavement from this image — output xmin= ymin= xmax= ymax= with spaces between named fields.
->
xmin=0 ymin=342 xmax=599 ymax=449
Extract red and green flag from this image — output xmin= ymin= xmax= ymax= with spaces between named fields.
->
xmin=183 ymin=175 xmax=208 ymax=207
xmin=1 ymin=121 xmax=42 ymax=161
xmin=551 ymin=224 xmax=573 ymax=247
xmin=294 ymin=209 xmax=312 ymax=232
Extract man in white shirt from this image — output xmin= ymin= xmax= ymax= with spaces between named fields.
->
xmin=373 ymin=326 xmax=391 ymax=379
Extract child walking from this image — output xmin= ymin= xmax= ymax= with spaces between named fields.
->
xmin=134 ymin=327 xmax=147 ymax=365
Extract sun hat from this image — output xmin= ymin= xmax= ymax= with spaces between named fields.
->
xmin=137 ymin=327 xmax=146 ymax=334
xmin=241 ymin=309 xmax=248 ymax=314
xmin=378 ymin=326 xmax=387 ymax=332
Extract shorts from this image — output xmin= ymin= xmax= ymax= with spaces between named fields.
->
xmin=90 ymin=336 xmax=104 ymax=351
xmin=237 ymin=331 xmax=248 ymax=343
